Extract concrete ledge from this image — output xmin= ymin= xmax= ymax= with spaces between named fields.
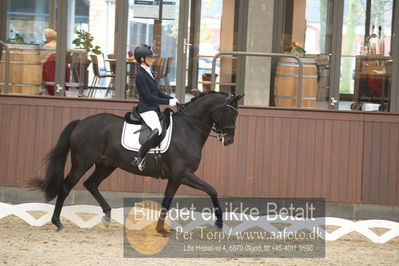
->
xmin=325 ymin=202 xmax=355 ymax=218
xmin=354 ymin=204 xmax=399 ymax=222
xmin=2 ymin=186 xmax=399 ymax=222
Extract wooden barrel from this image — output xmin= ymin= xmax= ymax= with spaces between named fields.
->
xmin=0 ymin=44 xmax=42 ymax=94
xmin=274 ymin=57 xmax=318 ymax=107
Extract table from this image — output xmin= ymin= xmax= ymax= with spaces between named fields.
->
xmin=352 ymin=55 xmax=392 ymax=111
xmin=104 ymin=58 xmax=139 ymax=97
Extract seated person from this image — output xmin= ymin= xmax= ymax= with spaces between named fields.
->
xmin=40 ymin=29 xmax=70 ymax=95
xmin=42 ymin=53 xmax=70 ymax=96
xmin=40 ymin=29 xmax=57 ymax=64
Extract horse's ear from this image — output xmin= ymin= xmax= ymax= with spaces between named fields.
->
xmin=233 ymin=94 xmax=245 ymax=102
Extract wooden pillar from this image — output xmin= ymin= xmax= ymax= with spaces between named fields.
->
xmin=55 ymin=0 xmax=68 ymax=95
xmin=0 ymin=0 xmax=7 ymax=42
xmin=220 ymin=0 xmax=235 ymax=93
xmin=49 ymin=0 xmax=56 ymax=29
xmin=187 ymin=0 xmax=201 ymax=91
xmin=114 ymin=0 xmax=128 ymax=99
xmin=153 ymin=0 xmax=163 ymax=55
xmin=390 ymin=0 xmax=399 ymax=112
xmin=292 ymin=0 xmax=306 ymax=45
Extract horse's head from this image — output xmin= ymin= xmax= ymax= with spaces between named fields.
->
xmin=211 ymin=94 xmax=244 ymax=146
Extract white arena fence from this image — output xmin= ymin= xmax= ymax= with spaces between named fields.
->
xmin=1 ymin=202 xmax=398 ymax=244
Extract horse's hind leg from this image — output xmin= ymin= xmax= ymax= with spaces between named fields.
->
xmin=83 ymin=163 xmax=116 ymax=227
xmin=156 ymin=179 xmax=180 ymax=236
xmin=180 ymin=172 xmax=223 ymax=229
xmin=51 ymin=166 xmax=88 ymax=232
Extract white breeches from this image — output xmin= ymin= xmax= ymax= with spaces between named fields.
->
xmin=140 ymin=111 xmax=162 ymax=135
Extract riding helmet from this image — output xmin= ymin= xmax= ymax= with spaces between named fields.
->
xmin=134 ymin=44 xmax=154 ymax=63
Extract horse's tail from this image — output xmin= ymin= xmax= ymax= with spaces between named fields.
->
xmin=28 ymin=120 xmax=80 ymax=202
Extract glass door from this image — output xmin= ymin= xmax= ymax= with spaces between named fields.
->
xmin=63 ymin=0 xmax=115 ymax=98
xmin=339 ymin=0 xmax=394 ymax=111
xmin=276 ymin=0 xmax=334 ymax=109
xmin=174 ymin=0 xmax=191 ymax=101
xmin=180 ymin=0 xmax=237 ymax=102
xmin=1 ymin=0 xmax=52 ymax=95
xmin=124 ymin=0 xmax=188 ymax=101
xmin=303 ymin=0 xmax=334 ymax=109
xmin=124 ymin=0 xmax=239 ymax=102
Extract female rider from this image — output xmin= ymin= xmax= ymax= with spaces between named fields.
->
xmin=131 ymin=44 xmax=179 ymax=170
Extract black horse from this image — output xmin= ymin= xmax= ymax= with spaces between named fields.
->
xmin=30 ymin=91 xmax=243 ymax=234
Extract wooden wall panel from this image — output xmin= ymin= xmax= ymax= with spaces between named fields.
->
xmin=287 ymin=118 xmax=299 ymax=198
xmin=0 ymin=95 xmax=398 ymax=205
xmin=252 ymin=117 xmax=265 ymax=197
xmin=313 ymin=120 xmax=324 ymax=199
xmin=388 ymin=124 xmax=399 ymax=204
xmin=362 ymin=121 xmax=399 ymax=205
xmin=1 ymin=105 xmax=12 ymax=186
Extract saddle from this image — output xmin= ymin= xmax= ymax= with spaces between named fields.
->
xmin=121 ymin=108 xmax=174 ymax=179
xmin=124 ymin=108 xmax=173 ymax=145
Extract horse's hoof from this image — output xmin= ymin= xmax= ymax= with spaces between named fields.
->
xmin=156 ymin=227 xmax=170 ymax=237
xmin=56 ymin=225 xmax=65 ymax=232
xmin=52 ymin=219 xmax=65 ymax=232
xmin=215 ymin=219 xmax=223 ymax=229
xmin=160 ymin=231 xmax=169 ymax=237
xmin=102 ymin=216 xmax=111 ymax=227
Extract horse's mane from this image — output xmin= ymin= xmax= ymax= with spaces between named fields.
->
xmin=183 ymin=91 xmax=229 ymax=108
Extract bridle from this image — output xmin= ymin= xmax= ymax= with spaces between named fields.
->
xmin=177 ymin=102 xmax=238 ymax=140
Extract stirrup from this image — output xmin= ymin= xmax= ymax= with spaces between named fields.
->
xmin=132 ymin=157 xmax=146 ymax=171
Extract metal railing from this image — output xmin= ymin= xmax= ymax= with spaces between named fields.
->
xmin=211 ymin=51 xmax=304 ymax=108
xmin=0 ymin=41 xmax=10 ymax=94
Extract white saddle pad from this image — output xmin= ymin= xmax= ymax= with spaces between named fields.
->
xmin=121 ymin=115 xmax=173 ymax=153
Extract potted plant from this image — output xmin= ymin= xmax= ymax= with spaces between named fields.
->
xmin=7 ymin=29 xmax=27 ymax=44
xmin=71 ymin=30 xmax=102 ymax=90
xmin=290 ymin=41 xmax=306 ymax=56
xmin=72 ymin=30 xmax=102 ymax=56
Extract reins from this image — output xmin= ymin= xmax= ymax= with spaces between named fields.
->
xmin=176 ymin=102 xmax=238 ymax=140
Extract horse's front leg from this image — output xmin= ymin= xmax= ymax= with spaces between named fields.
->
xmin=156 ymin=179 xmax=180 ymax=236
xmin=180 ymin=171 xmax=223 ymax=229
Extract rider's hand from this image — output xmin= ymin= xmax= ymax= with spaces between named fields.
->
xmin=169 ymin=98 xmax=179 ymax=107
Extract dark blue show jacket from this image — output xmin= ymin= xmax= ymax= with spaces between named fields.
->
xmin=136 ymin=65 xmax=173 ymax=113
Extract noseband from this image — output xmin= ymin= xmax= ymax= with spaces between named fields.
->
xmin=212 ymin=104 xmax=238 ymax=136
xmin=177 ymin=102 xmax=238 ymax=140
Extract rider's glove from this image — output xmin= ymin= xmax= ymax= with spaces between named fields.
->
xmin=169 ymin=98 xmax=179 ymax=107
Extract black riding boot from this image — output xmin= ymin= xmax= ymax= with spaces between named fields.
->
xmin=131 ymin=129 xmax=159 ymax=171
